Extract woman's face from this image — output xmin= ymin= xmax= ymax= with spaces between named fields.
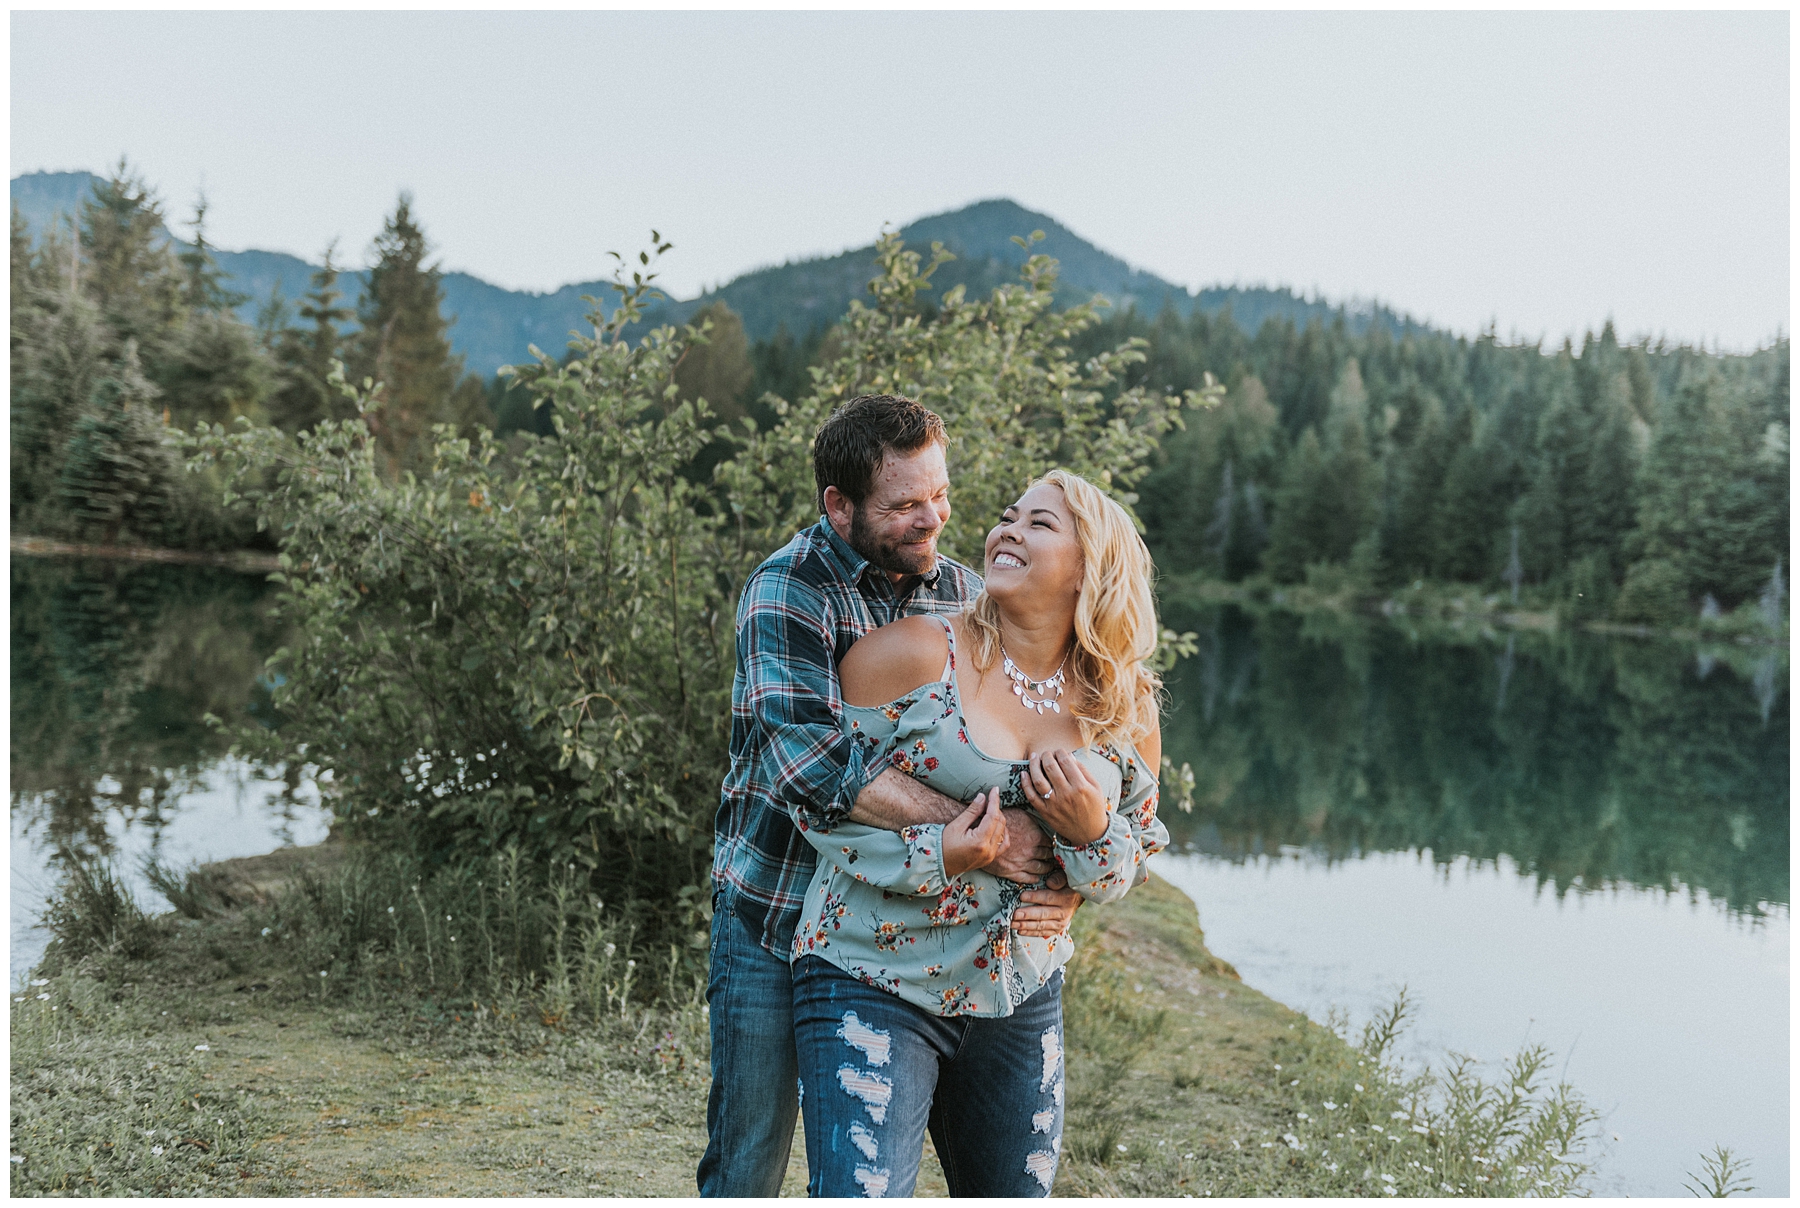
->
xmin=983 ymin=482 xmax=1084 ymax=609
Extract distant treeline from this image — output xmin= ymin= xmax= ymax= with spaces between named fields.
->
xmin=14 ymin=161 xmax=1789 ymax=636
xmin=1083 ymin=307 xmax=1788 ymax=628
xmin=11 ymin=162 xmax=492 ymax=547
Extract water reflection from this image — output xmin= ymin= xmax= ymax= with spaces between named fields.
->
xmin=10 ymin=558 xmax=330 ymax=978
xmin=1159 ymin=604 xmax=1788 ymax=915
xmin=11 ymin=557 xmax=299 ymax=852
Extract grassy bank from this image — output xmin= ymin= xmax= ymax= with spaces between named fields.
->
xmin=11 ymin=843 xmax=1595 ymax=1196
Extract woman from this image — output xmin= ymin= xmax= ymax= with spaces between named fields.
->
xmin=789 ymin=468 xmax=1170 ymax=1198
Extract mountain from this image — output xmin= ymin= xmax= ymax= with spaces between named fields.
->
xmin=12 ymin=171 xmax=1431 ymax=378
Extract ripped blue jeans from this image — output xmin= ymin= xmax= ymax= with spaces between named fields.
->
xmin=792 ymin=955 xmax=1065 ymax=1198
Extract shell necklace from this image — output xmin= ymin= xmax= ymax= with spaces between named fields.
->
xmin=1000 ymin=643 xmax=1068 ymax=715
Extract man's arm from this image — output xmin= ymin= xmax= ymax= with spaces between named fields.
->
xmin=845 ymin=766 xmax=962 ymax=827
xmin=738 ymin=572 xmax=876 ymax=834
xmin=849 ymin=768 xmax=1054 ymax=884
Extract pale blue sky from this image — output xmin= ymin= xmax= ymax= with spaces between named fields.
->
xmin=10 ymin=10 xmax=1789 ymax=349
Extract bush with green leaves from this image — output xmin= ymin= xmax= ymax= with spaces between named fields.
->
xmin=191 ymin=229 xmax=1208 ymax=943
xmin=718 ymin=229 xmax=1216 ymax=563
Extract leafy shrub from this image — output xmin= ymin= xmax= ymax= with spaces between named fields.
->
xmin=191 ymin=229 xmax=1206 ymax=942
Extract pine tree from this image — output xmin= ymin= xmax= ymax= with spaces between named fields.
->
xmin=1385 ymin=392 xmax=1453 ymax=582
xmin=1264 ymin=426 xmax=1330 ymax=583
xmin=347 ymin=194 xmax=464 ymax=474
xmin=672 ymin=301 xmax=753 ymax=421
xmin=79 ymin=159 xmax=186 ymax=360
xmin=269 ymin=245 xmax=354 ymax=433
xmin=1317 ymin=359 xmax=1380 ymax=563
xmin=176 ymin=195 xmax=247 ymax=314
xmin=57 ymin=344 xmax=177 ymax=545
xmin=1434 ymin=413 xmax=1501 ymax=584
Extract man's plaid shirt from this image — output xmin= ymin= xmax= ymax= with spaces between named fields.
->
xmin=714 ymin=517 xmax=981 ymax=956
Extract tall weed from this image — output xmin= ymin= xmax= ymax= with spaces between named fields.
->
xmin=37 ymin=856 xmax=162 ymax=968
xmin=1233 ymin=991 xmax=1599 ymax=1197
xmin=242 ymin=846 xmax=700 ymax=1022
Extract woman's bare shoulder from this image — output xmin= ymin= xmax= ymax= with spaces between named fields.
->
xmin=839 ymin=615 xmax=954 ymax=708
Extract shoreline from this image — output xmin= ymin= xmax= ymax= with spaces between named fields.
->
xmin=1 ymin=839 xmax=1309 ymax=1196
xmin=1164 ymin=573 xmax=1789 ymax=649
xmin=12 ymin=836 xmax=1597 ymax=1196
xmin=10 ymin=535 xmax=281 ymax=573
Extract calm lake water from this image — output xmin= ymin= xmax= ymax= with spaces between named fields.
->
xmin=1152 ymin=600 xmax=1788 ymax=1198
xmin=9 ymin=561 xmax=1789 ymax=1195
xmin=9 ymin=557 xmax=330 ymax=983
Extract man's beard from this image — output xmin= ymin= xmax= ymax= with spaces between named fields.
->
xmin=848 ymin=507 xmax=938 ymax=577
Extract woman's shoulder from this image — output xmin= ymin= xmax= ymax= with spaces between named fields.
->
xmin=839 ymin=614 xmax=955 ymax=708
xmin=1097 ymin=706 xmax=1162 ymax=776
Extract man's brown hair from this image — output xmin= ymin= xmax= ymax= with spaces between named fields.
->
xmin=812 ymin=394 xmax=948 ymax=514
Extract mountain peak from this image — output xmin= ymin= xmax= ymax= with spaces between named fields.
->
xmin=11 ymin=172 xmax=1431 ymax=376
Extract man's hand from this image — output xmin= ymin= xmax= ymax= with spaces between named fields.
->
xmin=1012 ymin=870 xmax=1081 ymax=938
xmin=980 ymin=807 xmax=1056 ymax=884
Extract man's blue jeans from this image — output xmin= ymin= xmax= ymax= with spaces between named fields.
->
xmin=697 ymin=889 xmax=799 ymax=1197
xmin=792 ymin=955 xmax=1066 ymax=1198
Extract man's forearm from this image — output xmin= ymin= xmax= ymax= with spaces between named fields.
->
xmin=846 ymin=766 xmax=965 ymax=830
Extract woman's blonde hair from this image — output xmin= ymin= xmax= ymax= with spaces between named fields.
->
xmin=964 ymin=468 xmax=1161 ymax=750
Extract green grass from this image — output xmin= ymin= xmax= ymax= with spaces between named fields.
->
xmin=15 ymin=843 xmax=1602 ymax=1197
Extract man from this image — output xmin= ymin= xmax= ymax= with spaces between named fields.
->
xmin=698 ymin=394 xmax=1083 ymax=1196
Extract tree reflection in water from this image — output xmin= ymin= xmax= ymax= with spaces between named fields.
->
xmin=10 ymin=557 xmax=302 ymax=865
xmin=1160 ymin=603 xmax=1788 ymax=916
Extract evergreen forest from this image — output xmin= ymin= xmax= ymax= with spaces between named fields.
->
xmin=12 ymin=162 xmax=1788 ymax=636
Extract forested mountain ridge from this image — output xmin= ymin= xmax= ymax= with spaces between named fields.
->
xmin=13 ymin=171 xmax=1428 ymax=376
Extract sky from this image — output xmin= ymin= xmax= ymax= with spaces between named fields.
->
xmin=10 ymin=10 xmax=1789 ymax=350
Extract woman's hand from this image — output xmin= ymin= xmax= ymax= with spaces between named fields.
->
xmin=942 ymin=789 xmax=1007 ymax=878
xmin=1022 ymin=750 xmax=1108 ymax=846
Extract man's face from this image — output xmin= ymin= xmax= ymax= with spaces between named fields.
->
xmin=839 ymin=443 xmax=951 ymax=578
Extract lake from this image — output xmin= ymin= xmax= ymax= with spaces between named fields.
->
xmin=1151 ymin=599 xmax=1788 ymax=1197
xmin=9 ymin=557 xmax=331 ymax=983
xmin=9 ymin=561 xmax=1788 ymax=1196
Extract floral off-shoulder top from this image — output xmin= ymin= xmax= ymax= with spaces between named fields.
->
xmin=790 ymin=617 xmax=1169 ymax=1018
